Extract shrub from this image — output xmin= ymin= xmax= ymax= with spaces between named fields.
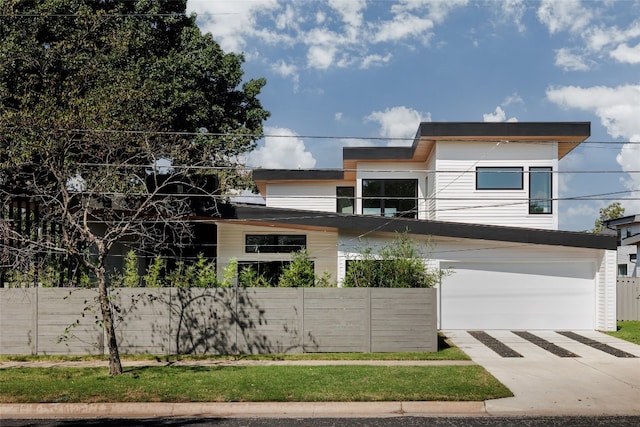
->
xmin=343 ymin=232 xmax=444 ymax=288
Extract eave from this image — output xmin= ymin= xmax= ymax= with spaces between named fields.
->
xmin=216 ymin=204 xmax=616 ymax=251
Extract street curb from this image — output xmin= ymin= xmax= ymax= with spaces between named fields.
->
xmin=0 ymin=401 xmax=488 ymax=419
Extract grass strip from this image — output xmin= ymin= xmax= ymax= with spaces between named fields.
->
xmin=606 ymin=321 xmax=640 ymax=345
xmin=0 ymin=365 xmax=510 ymax=403
xmin=0 ymin=335 xmax=469 ymax=363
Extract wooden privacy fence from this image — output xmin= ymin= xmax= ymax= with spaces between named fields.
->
xmin=617 ymin=278 xmax=640 ymax=321
xmin=0 ymin=287 xmax=437 ymax=355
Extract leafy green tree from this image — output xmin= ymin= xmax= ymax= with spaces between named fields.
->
xmin=592 ymin=202 xmax=625 ymax=233
xmin=0 ymin=1 xmax=269 ymax=375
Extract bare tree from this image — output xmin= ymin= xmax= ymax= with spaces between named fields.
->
xmin=0 ymin=1 xmax=268 ymax=375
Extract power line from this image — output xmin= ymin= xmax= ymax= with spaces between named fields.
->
xmin=3 ymin=127 xmax=639 ymax=145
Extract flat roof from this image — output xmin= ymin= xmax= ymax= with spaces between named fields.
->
xmin=219 ymin=204 xmax=616 ymax=251
xmin=254 ymin=122 xmax=591 ymax=189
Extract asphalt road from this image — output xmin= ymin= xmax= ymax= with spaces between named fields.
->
xmin=3 ymin=417 xmax=640 ymax=427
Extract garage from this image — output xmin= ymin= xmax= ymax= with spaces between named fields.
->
xmin=439 ymin=261 xmax=596 ymax=330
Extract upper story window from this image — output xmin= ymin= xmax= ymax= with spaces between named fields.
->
xmin=618 ymin=264 xmax=628 ymax=276
xmin=337 ymin=186 xmax=355 ymax=214
xmin=476 ymin=167 xmax=523 ymax=190
xmin=245 ymin=234 xmax=306 ymax=253
xmin=362 ymin=179 xmax=417 ymax=218
xmin=529 ymin=167 xmax=552 ymax=214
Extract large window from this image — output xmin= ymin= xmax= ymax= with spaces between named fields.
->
xmin=336 ymin=186 xmax=355 ymax=214
xmin=529 ymin=167 xmax=552 ymax=214
xmin=245 ymin=234 xmax=306 ymax=253
xmin=362 ymin=179 xmax=418 ymax=218
xmin=476 ymin=167 xmax=523 ymax=190
xmin=238 ymin=261 xmax=291 ymax=286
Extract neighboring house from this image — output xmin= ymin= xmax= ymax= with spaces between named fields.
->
xmin=604 ymin=214 xmax=640 ymax=277
xmin=215 ymin=122 xmax=617 ymax=331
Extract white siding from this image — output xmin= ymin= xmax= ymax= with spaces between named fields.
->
xmin=265 ymin=182 xmax=346 ymax=212
xmin=596 ymin=249 xmax=617 ymax=331
xmin=337 ymin=231 xmax=610 ymax=330
xmin=217 ymin=223 xmax=339 ymax=284
xmin=426 ymin=155 xmax=437 ymax=221
xmin=618 ymin=245 xmax=638 ymax=277
xmin=355 ymin=162 xmax=428 ymax=219
xmin=433 ymin=141 xmax=559 ymax=229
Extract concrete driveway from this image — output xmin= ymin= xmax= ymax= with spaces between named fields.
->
xmin=444 ymin=330 xmax=640 ymax=416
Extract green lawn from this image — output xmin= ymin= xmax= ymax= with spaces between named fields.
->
xmin=606 ymin=320 xmax=640 ymax=345
xmin=0 ymin=365 xmax=511 ymax=403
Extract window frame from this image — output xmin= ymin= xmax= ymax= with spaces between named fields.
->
xmin=244 ymin=234 xmax=307 ymax=254
xmin=336 ymin=186 xmax=355 ymax=214
xmin=476 ymin=167 xmax=524 ymax=190
xmin=528 ymin=166 xmax=553 ymax=215
xmin=361 ymin=178 xmax=418 ymax=218
xmin=618 ymin=263 xmax=628 ymax=276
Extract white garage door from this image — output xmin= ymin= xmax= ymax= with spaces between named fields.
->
xmin=440 ymin=262 xmax=595 ymax=330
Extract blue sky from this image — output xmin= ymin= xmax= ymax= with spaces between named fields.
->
xmin=187 ymin=0 xmax=640 ymax=231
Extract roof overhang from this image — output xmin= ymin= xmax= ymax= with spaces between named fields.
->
xmin=252 ymin=122 xmax=591 ymax=192
xmin=604 ymin=214 xmax=640 ymax=229
xmin=622 ymin=234 xmax=640 ymax=246
xmin=343 ymin=122 xmax=590 ymax=170
xmin=216 ymin=204 xmax=616 ymax=251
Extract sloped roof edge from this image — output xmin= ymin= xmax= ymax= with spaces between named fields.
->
xmin=220 ymin=204 xmax=616 ymax=251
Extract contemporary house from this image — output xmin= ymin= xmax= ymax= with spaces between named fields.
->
xmin=216 ymin=122 xmax=617 ymax=331
xmin=604 ymin=214 xmax=640 ymax=277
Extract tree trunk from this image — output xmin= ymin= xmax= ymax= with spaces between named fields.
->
xmin=97 ymin=267 xmax=122 ymax=376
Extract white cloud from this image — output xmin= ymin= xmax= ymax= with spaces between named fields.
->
xmin=373 ymin=13 xmax=435 ymax=43
xmin=537 ymin=0 xmax=593 ymax=35
xmin=246 ymin=127 xmax=317 ymax=169
xmin=584 ymin=22 xmax=640 ymax=53
xmin=547 ymin=84 xmax=640 ymax=214
xmin=360 ymin=53 xmax=393 ymax=69
xmin=365 ymin=106 xmax=431 ymax=145
xmin=271 ymin=60 xmax=300 ymax=91
xmin=610 ymin=42 xmax=640 ymax=64
xmin=483 ymin=106 xmax=518 ymax=122
xmin=335 ymin=112 xmax=343 ymax=121
xmin=187 ymin=0 xmax=279 ymax=53
xmin=499 ymin=0 xmax=526 ymax=33
xmin=307 ymin=45 xmax=337 ymax=70
xmin=328 ymin=0 xmax=366 ymax=28
xmin=502 ymin=92 xmax=524 ymax=106
xmin=555 ymin=48 xmax=590 ymax=71
xmin=616 ymin=138 xmax=640 ymax=214
xmin=546 ymin=84 xmax=640 ymax=139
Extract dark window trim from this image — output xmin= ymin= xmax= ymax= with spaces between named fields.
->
xmin=244 ymin=234 xmax=307 ymax=254
xmin=476 ymin=167 xmax=524 ymax=190
xmin=529 ymin=166 xmax=553 ymax=215
xmin=361 ymin=178 xmax=418 ymax=218
xmin=336 ymin=186 xmax=355 ymax=214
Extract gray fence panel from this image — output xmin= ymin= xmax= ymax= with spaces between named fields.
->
xmin=236 ymin=288 xmax=303 ymax=354
xmin=617 ymin=278 xmax=640 ymax=321
xmin=303 ymin=288 xmax=369 ymax=352
xmin=37 ymin=289 xmax=104 ymax=355
xmin=169 ymin=288 xmax=237 ymax=355
xmin=0 ymin=287 xmax=437 ymax=355
xmin=0 ymin=288 xmax=36 ymax=354
xmin=371 ymin=288 xmax=437 ymax=352
xmin=114 ymin=288 xmax=172 ymax=354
